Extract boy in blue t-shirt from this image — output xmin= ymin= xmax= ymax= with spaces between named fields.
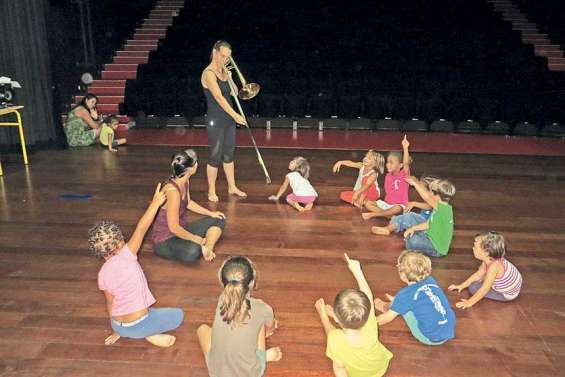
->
xmin=374 ymin=250 xmax=456 ymax=345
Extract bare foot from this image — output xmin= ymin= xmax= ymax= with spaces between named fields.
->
xmin=289 ymin=201 xmax=305 ymax=212
xmin=145 ymin=334 xmax=176 ymax=347
xmin=303 ymin=203 xmax=313 ymax=211
xmin=228 ymin=187 xmax=247 ymax=198
xmin=361 ymin=212 xmax=376 ymax=220
xmin=104 ymin=332 xmax=121 ymax=345
xmin=202 ymin=245 xmax=216 ymax=262
xmin=266 ymin=347 xmax=283 ymax=362
xmin=371 ymin=226 xmax=391 ymax=235
xmin=208 ymin=193 xmax=219 ymax=202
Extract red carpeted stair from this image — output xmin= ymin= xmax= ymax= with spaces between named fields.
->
xmin=487 ymin=0 xmax=565 ymax=71
xmin=72 ymin=0 xmax=185 ymax=126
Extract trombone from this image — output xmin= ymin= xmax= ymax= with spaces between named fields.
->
xmin=225 ymin=56 xmax=271 ymax=184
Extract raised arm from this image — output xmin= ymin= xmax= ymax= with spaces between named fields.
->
xmin=344 ymin=253 xmax=373 ymax=304
xmin=406 ymin=176 xmax=438 ymax=209
xmin=401 ymin=135 xmax=411 ymax=177
xmin=332 ymin=160 xmax=363 ymax=173
xmin=127 ymin=183 xmax=166 ymax=255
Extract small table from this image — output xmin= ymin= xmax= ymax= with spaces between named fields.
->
xmin=0 ymin=106 xmax=28 ymax=176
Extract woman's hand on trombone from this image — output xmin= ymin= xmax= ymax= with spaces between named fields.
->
xmin=233 ymin=113 xmax=247 ymax=126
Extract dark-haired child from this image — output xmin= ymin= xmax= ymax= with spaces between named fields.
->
xmin=90 ymin=184 xmax=184 ymax=347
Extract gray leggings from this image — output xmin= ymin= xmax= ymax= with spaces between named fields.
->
xmin=206 ymin=123 xmax=236 ymax=168
xmin=154 ymin=217 xmax=225 ymax=263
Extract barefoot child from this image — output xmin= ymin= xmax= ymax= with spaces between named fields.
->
xmin=372 ymin=178 xmax=456 ymax=257
xmin=362 ymin=135 xmax=411 ymax=220
xmin=374 ymin=251 xmax=456 ymax=345
xmin=333 ymin=150 xmax=385 ymax=208
xmin=90 ymin=184 xmax=184 ymax=347
xmin=315 ymin=253 xmax=393 ymax=377
xmin=449 ymin=231 xmax=522 ymax=309
xmin=99 ymin=115 xmax=127 ymax=152
xmin=197 ymin=256 xmax=282 ymax=377
xmin=269 ymin=156 xmax=318 ymax=211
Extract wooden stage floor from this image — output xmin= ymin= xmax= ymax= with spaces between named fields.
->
xmin=1 ymin=145 xmax=565 ymax=377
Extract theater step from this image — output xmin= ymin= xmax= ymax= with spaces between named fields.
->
xmin=142 ymin=20 xmax=173 ymax=26
xmin=535 ymin=50 xmax=563 ymax=58
xmin=90 ymin=80 xmax=127 ymax=88
xmin=126 ymin=39 xmax=158 ymax=46
xmin=115 ymin=51 xmax=150 ymax=58
xmin=133 ymin=33 xmax=165 ymax=40
xmin=113 ymin=56 xmax=149 ymax=64
xmin=96 ymin=103 xmax=120 ymax=113
xmin=104 ymin=63 xmax=139 ymax=72
xmin=76 ymin=95 xmax=124 ymax=104
xmin=101 ymin=71 xmax=137 ymax=80
xmin=88 ymin=86 xmax=126 ymax=96
xmin=124 ymin=44 xmax=157 ymax=52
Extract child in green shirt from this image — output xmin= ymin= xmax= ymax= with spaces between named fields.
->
xmin=100 ymin=115 xmax=127 ymax=152
xmin=372 ymin=177 xmax=456 ymax=257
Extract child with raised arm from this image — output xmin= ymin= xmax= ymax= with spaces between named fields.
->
xmin=197 ymin=256 xmax=282 ymax=377
xmin=315 ymin=253 xmax=393 ymax=377
xmin=90 ymin=184 xmax=184 ymax=348
xmin=362 ymin=135 xmax=411 ymax=219
xmin=269 ymin=156 xmax=318 ymax=211
xmin=449 ymin=231 xmax=522 ymax=309
xmin=374 ymin=251 xmax=456 ymax=345
xmin=99 ymin=115 xmax=127 ymax=152
xmin=372 ymin=177 xmax=456 ymax=257
xmin=403 ymin=176 xmax=440 ymax=220
xmin=333 ymin=150 xmax=385 ymax=208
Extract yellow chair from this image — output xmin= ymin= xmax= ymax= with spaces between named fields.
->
xmin=0 ymin=106 xmax=29 ymax=176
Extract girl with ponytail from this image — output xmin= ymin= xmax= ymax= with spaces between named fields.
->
xmin=150 ymin=149 xmax=226 ymax=263
xmin=197 ymin=256 xmax=282 ymax=377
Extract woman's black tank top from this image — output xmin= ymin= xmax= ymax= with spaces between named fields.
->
xmin=203 ymin=69 xmax=233 ymax=127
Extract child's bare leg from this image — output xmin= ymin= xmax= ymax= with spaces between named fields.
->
xmin=303 ymin=203 xmax=314 ymax=211
xmin=362 ymin=201 xmax=386 ymax=219
xmin=371 ymin=222 xmax=397 ymax=235
xmin=287 ymin=199 xmax=305 ymax=212
xmin=117 ymin=138 xmax=127 ymax=146
xmin=145 ymin=334 xmax=176 ymax=347
xmin=196 ymin=324 xmax=212 ymax=355
xmin=257 ymin=325 xmax=282 ymax=362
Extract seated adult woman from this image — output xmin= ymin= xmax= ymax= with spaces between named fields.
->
xmin=64 ymin=94 xmax=102 ymax=147
xmin=151 ymin=149 xmax=226 ymax=263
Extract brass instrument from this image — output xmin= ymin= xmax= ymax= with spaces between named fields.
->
xmin=225 ymin=56 xmax=261 ymax=100
xmin=224 ymin=55 xmax=271 ymax=184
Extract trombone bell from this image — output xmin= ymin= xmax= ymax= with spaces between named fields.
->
xmin=225 ymin=56 xmax=261 ymax=100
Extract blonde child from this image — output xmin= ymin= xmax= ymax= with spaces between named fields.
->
xmin=333 ymin=150 xmax=385 ymax=208
xmin=374 ymin=251 xmax=456 ymax=345
xmin=315 ymin=253 xmax=393 ymax=377
xmin=90 ymin=184 xmax=184 ymax=348
xmin=362 ymin=135 xmax=411 ymax=219
xmin=269 ymin=156 xmax=318 ymax=212
xmin=403 ymin=175 xmax=440 ymax=220
xmin=449 ymin=232 xmax=522 ymax=309
xmin=99 ymin=115 xmax=127 ymax=152
xmin=197 ymin=256 xmax=282 ymax=377
xmin=372 ymin=177 xmax=456 ymax=257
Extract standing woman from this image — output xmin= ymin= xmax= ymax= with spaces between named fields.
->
xmin=64 ymin=94 xmax=102 ymax=147
xmin=150 ymin=149 xmax=226 ymax=263
xmin=201 ymin=40 xmax=248 ymax=202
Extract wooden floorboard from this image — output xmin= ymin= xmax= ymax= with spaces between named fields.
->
xmin=1 ymin=145 xmax=565 ymax=376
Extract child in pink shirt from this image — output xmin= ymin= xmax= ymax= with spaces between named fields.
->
xmin=362 ymin=135 xmax=411 ymax=220
xmin=90 ymin=184 xmax=184 ymax=348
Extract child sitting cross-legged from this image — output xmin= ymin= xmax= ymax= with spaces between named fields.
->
xmin=315 ymin=253 xmax=393 ymax=377
xmin=374 ymin=251 xmax=456 ymax=345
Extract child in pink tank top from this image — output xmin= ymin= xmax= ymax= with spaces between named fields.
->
xmin=362 ymin=135 xmax=412 ymax=221
xmin=89 ymin=184 xmax=184 ymax=348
